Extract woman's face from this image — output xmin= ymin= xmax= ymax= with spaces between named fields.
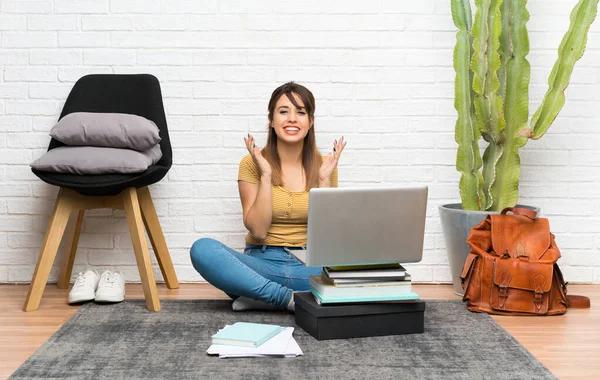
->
xmin=271 ymin=93 xmax=312 ymax=145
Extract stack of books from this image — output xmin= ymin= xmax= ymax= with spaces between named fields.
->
xmin=309 ymin=263 xmax=419 ymax=304
xmin=206 ymin=322 xmax=303 ymax=358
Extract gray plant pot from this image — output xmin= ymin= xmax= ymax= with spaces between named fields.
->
xmin=439 ymin=203 xmax=540 ymax=296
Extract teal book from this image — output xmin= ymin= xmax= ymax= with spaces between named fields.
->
xmin=310 ymin=288 xmax=420 ymax=304
xmin=211 ymin=322 xmax=284 ymax=348
xmin=310 ymin=275 xmax=412 ymax=298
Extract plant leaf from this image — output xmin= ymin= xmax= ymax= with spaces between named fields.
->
xmin=489 ymin=146 xmax=521 ymax=210
xmin=452 ymin=0 xmax=485 ymax=210
xmin=530 ymin=0 xmax=599 ymax=139
xmin=473 ymin=0 xmax=507 ymax=209
xmin=471 ymin=0 xmax=494 ymax=140
xmin=481 ymin=142 xmax=503 ymax=209
xmin=503 ymin=0 xmax=531 ymax=150
xmin=487 ymin=0 xmax=531 ymax=211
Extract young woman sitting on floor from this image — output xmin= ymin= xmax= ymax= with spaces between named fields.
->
xmin=190 ymin=82 xmax=346 ymax=311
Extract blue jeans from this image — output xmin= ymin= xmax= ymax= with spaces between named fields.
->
xmin=190 ymin=238 xmax=322 ymax=309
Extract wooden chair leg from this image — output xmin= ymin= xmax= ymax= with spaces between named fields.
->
xmin=24 ymin=188 xmax=73 ymax=311
xmin=137 ymin=186 xmax=179 ymax=289
xmin=122 ymin=187 xmax=160 ymax=312
xmin=57 ymin=210 xmax=85 ymax=289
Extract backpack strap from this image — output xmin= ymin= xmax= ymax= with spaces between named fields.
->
xmin=554 ymin=263 xmax=591 ymax=308
xmin=501 ymin=207 xmax=537 ymax=220
xmin=567 ymin=295 xmax=591 ymax=308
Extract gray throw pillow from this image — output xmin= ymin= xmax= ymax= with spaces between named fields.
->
xmin=30 ymin=144 xmax=162 ymax=175
xmin=50 ymin=112 xmax=161 ymax=151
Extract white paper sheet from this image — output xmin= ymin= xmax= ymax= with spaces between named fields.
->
xmin=207 ymin=326 xmax=302 ymax=358
xmin=218 ymin=337 xmax=302 ymax=358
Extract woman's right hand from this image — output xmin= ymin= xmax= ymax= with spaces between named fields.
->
xmin=244 ymin=133 xmax=272 ymax=178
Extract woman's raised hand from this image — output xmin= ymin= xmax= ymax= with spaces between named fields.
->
xmin=244 ymin=133 xmax=272 ymax=177
xmin=319 ymin=136 xmax=346 ymax=182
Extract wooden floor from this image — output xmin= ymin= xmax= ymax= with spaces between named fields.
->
xmin=1 ymin=284 xmax=598 ymax=380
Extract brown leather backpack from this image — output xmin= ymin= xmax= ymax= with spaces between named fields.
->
xmin=461 ymin=207 xmax=590 ymax=315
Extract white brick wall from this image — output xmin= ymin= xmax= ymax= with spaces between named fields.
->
xmin=1 ymin=0 xmax=599 ymax=284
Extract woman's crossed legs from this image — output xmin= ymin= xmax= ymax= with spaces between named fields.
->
xmin=190 ymin=238 xmax=321 ymax=309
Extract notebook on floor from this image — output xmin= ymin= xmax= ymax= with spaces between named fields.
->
xmin=211 ymin=322 xmax=284 ymax=348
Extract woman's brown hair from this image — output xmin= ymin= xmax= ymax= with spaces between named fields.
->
xmin=262 ymin=82 xmax=322 ymax=190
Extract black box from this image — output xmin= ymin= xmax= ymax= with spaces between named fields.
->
xmin=294 ymin=292 xmax=426 ymax=340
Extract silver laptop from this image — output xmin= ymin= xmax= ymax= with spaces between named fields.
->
xmin=292 ymin=186 xmax=428 ymax=267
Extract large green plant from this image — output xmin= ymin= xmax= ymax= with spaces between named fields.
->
xmin=451 ymin=0 xmax=599 ymax=211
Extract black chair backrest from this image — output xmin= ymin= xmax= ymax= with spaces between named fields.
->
xmin=50 ymin=74 xmax=172 ymax=169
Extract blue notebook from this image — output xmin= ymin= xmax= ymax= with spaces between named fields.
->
xmin=211 ymin=322 xmax=284 ymax=348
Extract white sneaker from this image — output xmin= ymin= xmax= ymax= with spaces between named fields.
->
xmin=94 ymin=270 xmax=125 ymax=303
xmin=68 ymin=269 xmax=100 ymax=304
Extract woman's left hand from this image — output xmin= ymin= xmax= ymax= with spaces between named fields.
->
xmin=319 ymin=136 xmax=346 ymax=183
